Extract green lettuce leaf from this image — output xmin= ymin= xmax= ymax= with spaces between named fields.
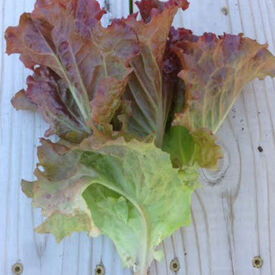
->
xmin=36 ymin=211 xmax=92 ymax=242
xmin=81 ymin=139 xmax=197 ymax=272
xmin=163 ymin=126 xmax=222 ymax=169
xmin=23 ymin=137 xmax=197 ymax=273
xmin=163 ymin=126 xmax=194 ymax=168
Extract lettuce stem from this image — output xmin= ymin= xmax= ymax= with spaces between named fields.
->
xmin=134 ymin=268 xmax=148 ymax=275
xmin=129 ymin=0 xmax=133 ymax=14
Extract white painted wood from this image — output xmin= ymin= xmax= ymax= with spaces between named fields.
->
xmin=1 ymin=0 xmax=275 ymax=274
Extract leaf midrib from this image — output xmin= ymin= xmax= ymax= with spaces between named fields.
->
xmin=86 ymin=172 xmax=150 ymax=272
xmin=30 ymin=17 xmax=91 ymax=132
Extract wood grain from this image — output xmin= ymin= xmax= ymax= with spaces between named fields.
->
xmin=1 ymin=0 xmax=275 ymax=274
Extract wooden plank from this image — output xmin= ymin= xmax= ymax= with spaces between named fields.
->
xmin=0 ymin=0 xmax=275 ymax=274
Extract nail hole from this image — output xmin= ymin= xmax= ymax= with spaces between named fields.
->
xmin=95 ymin=265 xmax=105 ymax=275
xmin=12 ymin=263 xmax=23 ymax=274
xmin=257 ymin=146 xmax=263 ymax=153
xmin=170 ymin=258 xmax=180 ymax=272
xmin=252 ymin=256 xmax=263 ymax=268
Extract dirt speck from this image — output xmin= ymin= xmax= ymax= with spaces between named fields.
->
xmin=221 ymin=7 xmax=228 ymax=15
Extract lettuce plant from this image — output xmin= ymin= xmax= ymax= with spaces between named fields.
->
xmin=5 ymin=0 xmax=275 ymax=274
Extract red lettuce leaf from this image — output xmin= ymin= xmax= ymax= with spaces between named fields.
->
xmin=161 ymin=28 xmax=275 ymax=171
xmin=136 ymin=0 xmax=189 ymax=23
xmin=119 ymin=0 xmax=189 ymax=146
xmin=22 ymin=138 xmax=100 ymax=239
xmin=11 ymin=89 xmax=37 ymax=111
xmin=5 ymin=0 xmax=139 ymax=141
xmin=13 ymin=67 xmax=91 ymax=142
xmin=171 ymin=29 xmax=275 ymax=132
